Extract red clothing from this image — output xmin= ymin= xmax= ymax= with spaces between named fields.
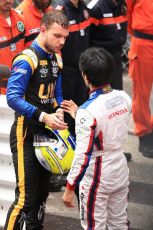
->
xmin=126 ymin=0 xmax=153 ymax=136
xmin=16 ymin=0 xmax=52 ymax=48
xmin=0 ymin=9 xmax=25 ymax=94
xmin=126 ymin=0 xmax=153 ymax=35
xmin=129 ymin=38 xmax=153 ymax=136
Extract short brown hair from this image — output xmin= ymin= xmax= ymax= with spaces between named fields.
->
xmin=41 ymin=10 xmax=69 ymax=29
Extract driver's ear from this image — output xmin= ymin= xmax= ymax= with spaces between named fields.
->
xmin=40 ymin=25 xmax=47 ymax=34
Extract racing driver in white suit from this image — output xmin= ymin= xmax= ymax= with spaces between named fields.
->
xmin=62 ymin=47 xmax=131 ymax=230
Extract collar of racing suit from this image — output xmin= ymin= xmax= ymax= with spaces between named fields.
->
xmin=89 ymin=84 xmax=113 ymax=96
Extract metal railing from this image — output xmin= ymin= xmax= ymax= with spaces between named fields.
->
xmin=121 ymin=36 xmax=130 ymax=73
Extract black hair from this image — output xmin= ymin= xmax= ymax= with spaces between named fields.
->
xmin=79 ymin=47 xmax=114 ymax=87
xmin=41 ymin=10 xmax=69 ymax=29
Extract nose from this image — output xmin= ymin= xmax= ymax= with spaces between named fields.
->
xmin=59 ymin=37 xmax=66 ymax=46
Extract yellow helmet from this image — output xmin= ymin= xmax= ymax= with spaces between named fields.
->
xmin=33 ymin=127 xmax=75 ymax=175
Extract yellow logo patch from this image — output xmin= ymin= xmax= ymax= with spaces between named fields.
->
xmin=40 ymin=60 xmax=48 ymax=65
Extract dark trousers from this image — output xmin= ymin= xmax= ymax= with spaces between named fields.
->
xmin=110 ymin=51 xmax=123 ymax=90
xmin=4 ymin=117 xmax=51 ymax=230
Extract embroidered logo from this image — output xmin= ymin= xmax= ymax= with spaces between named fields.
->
xmin=17 ymin=21 xmax=24 ymax=32
xmin=10 ymin=43 xmax=16 ymax=52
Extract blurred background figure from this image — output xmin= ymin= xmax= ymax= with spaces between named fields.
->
xmin=126 ymin=0 xmax=153 ymax=158
xmin=0 ymin=65 xmax=11 ymax=94
xmin=0 ymin=0 xmax=25 ymax=94
xmin=88 ymin=0 xmax=127 ymax=90
xmin=16 ymin=0 xmax=52 ymax=48
xmin=56 ymin=0 xmax=90 ymax=137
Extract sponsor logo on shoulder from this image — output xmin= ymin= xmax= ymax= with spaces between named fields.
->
xmin=13 ymin=67 xmax=27 ymax=74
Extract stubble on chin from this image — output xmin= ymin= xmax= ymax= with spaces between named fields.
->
xmin=45 ymin=43 xmax=63 ymax=54
xmin=44 ymin=44 xmax=55 ymax=53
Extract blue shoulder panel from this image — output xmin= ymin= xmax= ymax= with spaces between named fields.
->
xmin=7 ymin=58 xmax=37 ymax=119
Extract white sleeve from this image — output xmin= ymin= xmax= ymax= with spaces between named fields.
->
xmin=67 ymin=108 xmax=96 ymax=187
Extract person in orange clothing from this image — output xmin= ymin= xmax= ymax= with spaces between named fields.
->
xmin=16 ymin=0 xmax=52 ymax=48
xmin=0 ymin=0 xmax=25 ymax=95
xmin=126 ymin=0 xmax=153 ymax=157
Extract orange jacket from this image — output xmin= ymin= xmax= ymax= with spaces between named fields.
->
xmin=126 ymin=0 xmax=153 ymax=35
xmin=0 ymin=9 xmax=25 ymax=68
xmin=0 ymin=9 xmax=25 ymax=94
xmin=16 ymin=0 xmax=52 ymax=48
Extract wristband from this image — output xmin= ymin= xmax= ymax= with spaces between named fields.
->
xmin=39 ymin=112 xmax=45 ymax=122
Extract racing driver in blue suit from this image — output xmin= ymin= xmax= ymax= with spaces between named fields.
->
xmin=5 ymin=11 xmax=69 ymax=230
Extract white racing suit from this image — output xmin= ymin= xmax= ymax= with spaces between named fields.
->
xmin=66 ymin=86 xmax=131 ymax=230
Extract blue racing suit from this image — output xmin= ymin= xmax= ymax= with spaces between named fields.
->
xmin=5 ymin=40 xmax=63 ymax=230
